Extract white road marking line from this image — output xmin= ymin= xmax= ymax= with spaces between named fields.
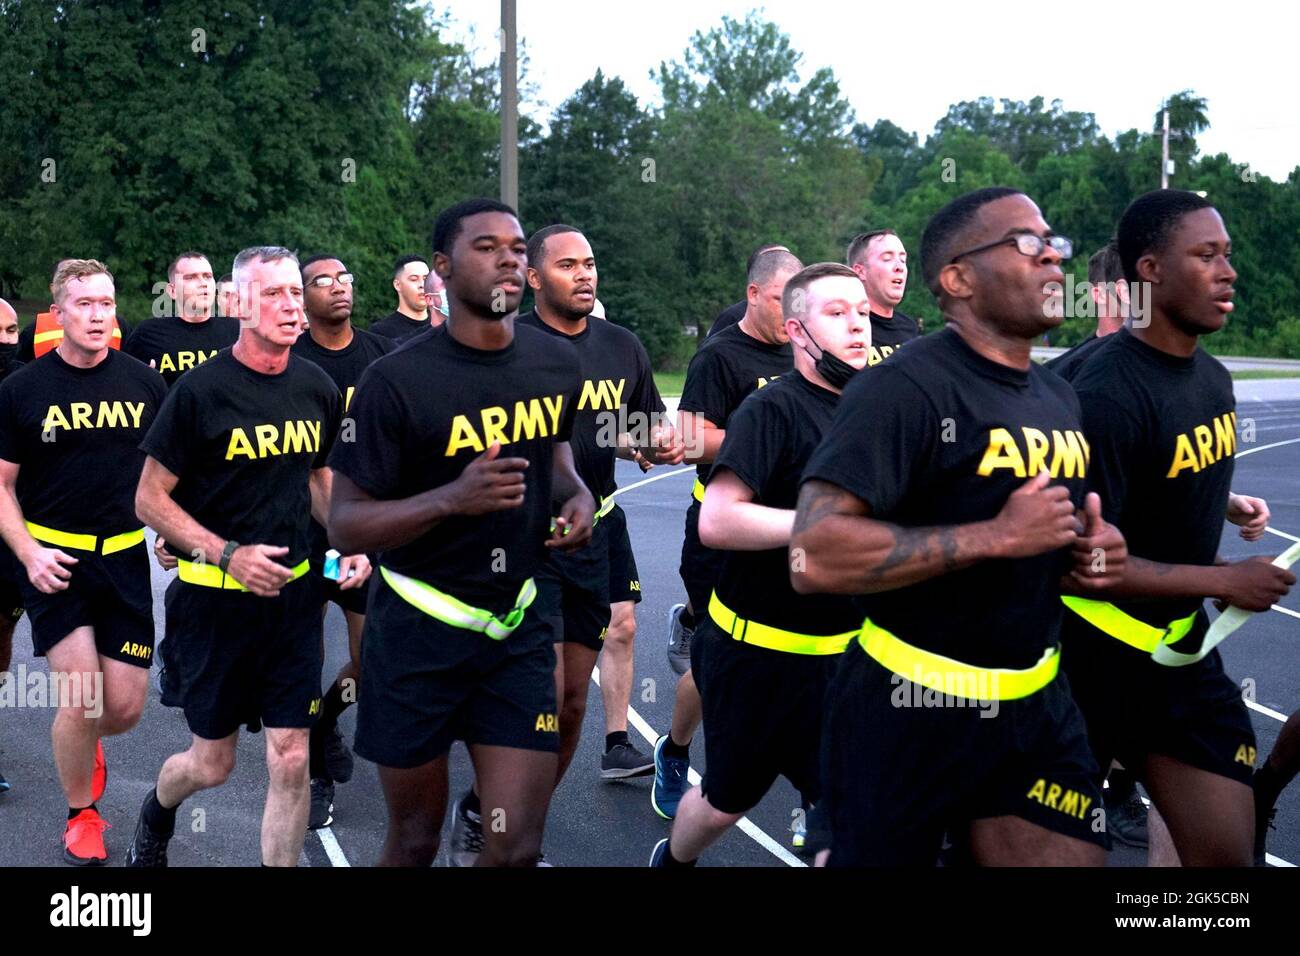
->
xmin=1236 ymin=436 xmax=1300 ymax=458
xmin=1272 ymin=604 xmax=1300 ymax=622
xmin=317 ymin=826 xmax=351 ymax=867
xmin=1246 ymin=699 xmax=1289 ymax=722
xmin=592 ymin=664 xmax=806 ymax=868
xmin=612 ymin=466 xmax=695 ymax=497
xmin=1266 ymin=854 xmax=1296 ymax=868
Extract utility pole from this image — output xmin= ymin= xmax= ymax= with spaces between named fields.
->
xmin=1161 ymin=106 xmax=1170 ymax=189
xmin=500 ymin=0 xmax=518 ymax=211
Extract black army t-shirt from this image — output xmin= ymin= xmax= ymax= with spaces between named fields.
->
xmin=679 ymin=323 xmax=792 ymax=483
xmin=516 ymin=310 xmax=663 ymax=501
xmin=803 ymin=326 xmax=1089 ymax=669
xmin=1044 ymin=332 xmax=1109 ymax=382
xmin=1067 ymin=328 xmax=1235 ymax=636
xmin=140 ymin=350 xmax=341 ymax=567
xmin=0 ymin=349 xmax=22 ymax=385
xmin=291 ymin=326 xmax=394 ymax=415
xmin=125 ymin=315 xmax=240 ymax=386
xmin=293 ymin=325 xmax=396 ymax=564
xmin=867 ymin=310 xmax=919 ymax=366
xmin=369 ymin=311 xmax=430 ymax=342
xmin=0 ymin=349 xmax=166 ymax=535
xmin=709 ymin=372 xmax=861 ymax=636
xmin=707 ymin=300 xmax=746 ymax=339
xmin=328 ymin=323 xmax=581 ymax=609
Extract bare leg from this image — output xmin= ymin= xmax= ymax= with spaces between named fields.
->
xmin=556 ymin=643 xmax=599 ymax=788
xmin=155 ymin=732 xmax=238 ymax=809
xmin=600 ymin=601 xmax=637 ymax=735
xmin=1147 ymin=806 xmax=1182 ymax=866
xmin=668 ymin=786 xmax=743 ymax=862
xmin=262 ymin=726 xmax=310 ymax=866
xmin=470 ymin=743 xmax=557 ymax=866
xmin=1144 ymin=752 xmax=1252 ymax=866
xmin=670 ymin=669 xmax=702 ymax=747
xmin=969 ymin=814 xmax=1105 ymax=866
xmin=375 ymin=756 xmax=448 ymax=866
xmin=45 ymin=628 xmax=103 ymax=808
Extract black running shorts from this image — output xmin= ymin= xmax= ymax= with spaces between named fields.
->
xmin=605 ymin=505 xmax=642 ymax=605
xmin=821 ymin=642 xmax=1107 ymax=866
xmin=313 ymin=562 xmax=371 ymax=616
xmin=0 ymin=540 xmax=25 ymax=624
xmin=160 ymin=574 xmax=324 ymax=739
xmin=24 ymin=543 xmax=153 ymax=668
xmin=692 ymin=617 xmax=836 ymax=814
xmin=535 ymin=519 xmax=611 ymax=651
xmin=353 ymin=569 xmax=559 ymax=768
xmin=1062 ymin=619 xmax=1257 ymax=786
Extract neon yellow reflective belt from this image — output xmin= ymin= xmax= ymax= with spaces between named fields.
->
xmin=708 ymin=591 xmax=852 ymax=656
xmin=692 ymin=478 xmax=705 ymax=503
xmin=25 ymin=521 xmax=145 ymax=556
xmin=1060 ymin=596 xmax=1198 ymax=658
xmin=858 ymin=617 xmax=1059 ymax=701
xmin=380 ymin=566 xmax=536 ymax=641
xmin=178 ymin=557 xmax=310 ymax=591
xmin=549 ymin=494 xmax=621 ymax=535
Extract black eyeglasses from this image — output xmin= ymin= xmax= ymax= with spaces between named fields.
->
xmin=307 ymin=274 xmax=354 ymax=288
xmin=949 ymin=234 xmax=1072 ymax=265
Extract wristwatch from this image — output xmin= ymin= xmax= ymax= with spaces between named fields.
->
xmin=219 ymin=540 xmax=240 ymax=573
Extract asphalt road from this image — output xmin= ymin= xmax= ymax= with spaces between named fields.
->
xmin=2 ymin=398 xmax=1299 ymax=868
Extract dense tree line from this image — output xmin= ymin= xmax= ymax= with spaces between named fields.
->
xmin=2 ymin=3 xmax=1296 ymax=364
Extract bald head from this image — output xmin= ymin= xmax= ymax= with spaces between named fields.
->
xmin=0 ymin=298 xmax=18 ymax=345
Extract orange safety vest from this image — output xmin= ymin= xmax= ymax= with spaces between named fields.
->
xmin=33 ymin=311 xmax=124 ymax=357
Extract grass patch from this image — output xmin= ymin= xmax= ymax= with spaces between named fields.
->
xmin=1230 ymin=370 xmax=1300 ymax=380
xmin=655 ymin=371 xmax=686 ymax=397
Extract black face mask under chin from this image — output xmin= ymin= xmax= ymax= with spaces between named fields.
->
xmin=0 ymin=343 xmax=17 ymax=363
xmin=798 ymin=322 xmax=860 ymax=390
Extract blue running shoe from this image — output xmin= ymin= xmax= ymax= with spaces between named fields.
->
xmin=649 ymin=838 xmax=670 ymax=867
xmin=651 ymin=735 xmax=688 ymax=820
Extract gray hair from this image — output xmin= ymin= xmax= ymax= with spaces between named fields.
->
xmin=232 ymin=246 xmax=299 ymax=288
xmin=748 ymin=250 xmax=803 ymax=289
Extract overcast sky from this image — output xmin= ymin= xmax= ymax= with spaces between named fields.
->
xmin=434 ymin=0 xmax=1296 ymax=181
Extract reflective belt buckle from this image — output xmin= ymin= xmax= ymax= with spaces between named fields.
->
xmin=498 ymin=605 xmax=526 ymax=632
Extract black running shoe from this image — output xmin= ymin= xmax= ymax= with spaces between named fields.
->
xmin=309 ymin=778 xmax=335 ymax=830
xmin=0 ymin=767 xmax=9 ymax=793
xmin=320 ymin=725 xmax=354 ymax=784
xmin=1106 ymin=790 xmax=1149 ymax=848
xmin=601 ymin=742 xmax=654 ymax=779
xmin=124 ymin=799 xmax=170 ymax=868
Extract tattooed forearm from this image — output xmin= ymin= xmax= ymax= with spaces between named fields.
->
xmin=793 ymin=481 xmax=854 ymax=537
xmin=864 ymin=525 xmax=964 ymax=586
xmin=866 ymin=526 xmax=926 ymax=584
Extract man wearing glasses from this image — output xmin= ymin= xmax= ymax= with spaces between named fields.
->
xmin=792 ymin=187 xmax=1126 ymax=866
xmin=126 ymin=251 xmax=239 ymax=387
xmin=291 ymin=255 xmax=392 ymax=830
